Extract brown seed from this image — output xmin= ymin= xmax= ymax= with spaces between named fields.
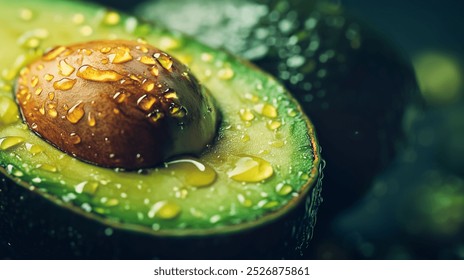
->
xmin=15 ymin=40 xmax=219 ymax=169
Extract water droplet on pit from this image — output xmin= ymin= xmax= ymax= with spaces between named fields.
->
xmin=77 ymin=65 xmax=123 ymax=82
xmin=58 ymin=59 xmax=75 ymax=77
xmin=154 ymin=53 xmax=173 ymax=71
xmin=137 ymin=95 xmax=157 ymax=111
xmin=108 ymin=47 xmax=133 ymax=64
xmin=53 ymin=78 xmax=77 ymax=91
xmin=69 ymin=132 xmax=81 ymax=144
xmin=66 ymin=102 xmax=85 ymax=124
xmin=43 ymin=46 xmax=67 ymax=61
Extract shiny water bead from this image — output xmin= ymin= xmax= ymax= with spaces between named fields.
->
xmin=254 ymin=103 xmax=277 ymax=118
xmin=103 ymin=11 xmax=121 ymax=26
xmin=227 ymin=155 xmax=274 ymax=182
xmin=148 ymin=201 xmax=182 ymax=220
xmin=53 ymin=78 xmax=76 ymax=90
xmin=58 ymin=60 xmax=75 ymax=76
xmin=239 ymin=108 xmax=255 ymax=121
xmin=25 ymin=143 xmax=43 ymax=155
xmin=276 ymin=183 xmax=293 ymax=196
xmin=217 ymin=67 xmax=234 ymax=80
xmin=66 ymin=103 xmax=85 ymax=124
xmin=74 ymin=180 xmax=99 ymax=194
xmin=166 ymin=158 xmax=217 ymax=187
xmin=0 ymin=136 xmax=25 ymax=150
xmin=77 ymin=65 xmax=123 ymax=82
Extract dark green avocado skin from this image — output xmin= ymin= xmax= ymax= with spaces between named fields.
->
xmin=135 ymin=0 xmax=423 ymax=214
xmin=0 ymin=172 xmax=322 ymax=259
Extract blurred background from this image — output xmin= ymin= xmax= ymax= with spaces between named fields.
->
xmin=89 ymin=0 xmax=464 ymax=259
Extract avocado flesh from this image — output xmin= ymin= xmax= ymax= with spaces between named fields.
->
xmin=0 ymin=0 xmax=319 ymax=235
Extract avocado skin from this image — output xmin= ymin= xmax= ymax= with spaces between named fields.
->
xmin=135 ymin=0 xmax=422 ymax=214
xmin=0 ymin=171 xmax=322 ymax=259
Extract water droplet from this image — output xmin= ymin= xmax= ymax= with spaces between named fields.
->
xmin=136 ymin=45 xmax=149 ymax=53
xmin=66 ymin=102 xmax=85 ymax=124
xmin=227 ymin=155 xmax=274 ymax=182
xmin=137 ymin=95 xmax=157 ymax=111
xmin=150 ymin=67 xmax=159 ymax=76
xmin=34 ymin=88 xmax=42 ymax=96
xmin=37 ymin=163 xmax=57 ymax=173
xmin=69 ymin=132 xmax=81 ymax=144
xmin=43 ymin=46 xmax=67 ymax=61
xmin=266 ymin=120 xmax=282 ymax=130
xmin=138 ymin=56 xmax=157 ymax=65
xmin=164 ymin=91 xmax=178 ymax=100
xmin=58 ymin=59 xmax=75 ymax=77
xmin=209 ymin=215 xmax=221 ymax=224
xmin=154 ymin=53 xmax=173 ymax=71
xmin=77 ymin=65 xmax=123 ymax=82
xmin=260 ymin=200 xmax=279 ymax=209
xmin=87 ymin=112 xmax=96 ymax=127
xmin=201 ymin=53 xmax=213 ymax=62
xmin=244 ymin=93 xmax=259 ymax=103
xmin=79 ymin=25 xmax=93 ymax=37
xmin=237 ymin=194 xmax=253 ymax=207
xmin=72 ymin=13 xmax=85 ymax=25
xmin=141 ymin=80 xmax=155 ymax=92
xmin=108 ymin=47 xmax=133 ymax=64
xmin=276 ymin=183 xmax=293 ymax=196
xmin=44 ymin=74 xmax=54 ymax=82
xmin=31 ymin=76 xmax=39 ymax=87
xmin=269 ymin=140 xmax=285 ymax=148
xmin=241 ymin=134 xmax=250 ymax=142
xmin=48 ymin=92 xmax=55 ymax=101
xmin=0 ymin=136 xmax=25 ymax=150
xmin=39 ymin=102 xmax=46 ymax=115
xmin=104 ymin=228 xmax=113 ymax=236
xmin=148 ymin=201 xmax=181 ymax=220
xmin=217 ymin=67 xmax=234 ymax=80
xmin=113 ymin=91 xmax=127 ymax=103
xmin=287 ymin=108 xmax=297 ymax=117
xmin=75 ymin=180 xmax=99 ymax=194
xmin=25 ymin=143 xmax=43 ymax=155
xmin=103 ymin=11 xmax=120 ymax=26
xmin=149 ymin=111 xmax=164 ymax=122
xmin=169 ymin=105 xmax=187 ymax=118
xmin=36 ymin=64 xmax=44 ymax=71
xmin=239 ymin=108 xmax=255 ymax=121
xmin=165 ymin=158 xmax=217 ymax=187
xmin=100 ymin=47 xmax=112 ymax=54
xmin=48 ymin=108 xmax=58 ymax=118
xmin=19 ymin=8 xmax=33 ymax=21
xmin=254 ymin=103 xmax=277 ymax=118
xmin=53 ymin=78 xmax=77 ymax=91
xmin=101 ymin=197 xmax=119 ymax=207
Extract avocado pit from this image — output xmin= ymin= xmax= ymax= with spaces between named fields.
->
xmin=15 ymin=40 xmax=219 ymax=169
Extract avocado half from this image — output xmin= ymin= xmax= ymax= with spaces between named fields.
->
xmin=136 ymin=0 xmax=422 ymax=214
xmin=0 ymin=0 xmax=322 ymax=259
